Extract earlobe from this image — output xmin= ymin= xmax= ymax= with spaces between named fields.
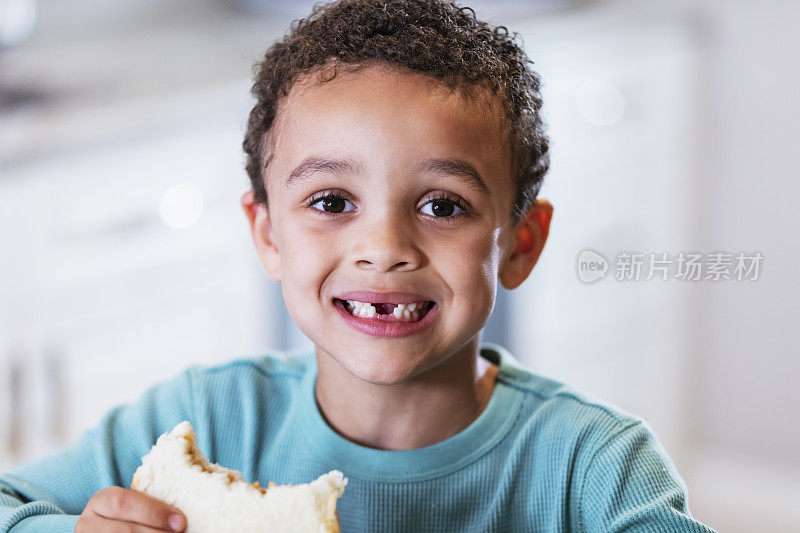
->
xmin=499 ymin=199 xmax=554 ymax=290
xmin=240 ymin=190 xmax=282 ymax=283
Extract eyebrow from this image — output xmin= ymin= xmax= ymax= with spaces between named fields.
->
xmin=413 ymin=158 xmax=492 ymax=197
xmin=286 ymin=156 xmax=365 ymax=186
xmin=285 ymin=155 xmax=492 ymax=196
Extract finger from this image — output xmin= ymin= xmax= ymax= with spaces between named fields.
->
xmin=80 ymin=513 xmax=179 ymax=533
xmin=93 ymin=487 xmax=186 ymax=531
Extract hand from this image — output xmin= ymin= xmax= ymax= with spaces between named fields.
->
xmin=76 ymin=486 xmax=186 ymax=532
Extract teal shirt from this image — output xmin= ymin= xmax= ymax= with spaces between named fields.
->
xmin=0 ymin=342 xmax=715 ymax=532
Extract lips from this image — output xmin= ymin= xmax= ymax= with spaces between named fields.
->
xmin=332 ymin=297 xmax=439 ymax=338
xmin=331 ymin=289 xmax=438 ymax=336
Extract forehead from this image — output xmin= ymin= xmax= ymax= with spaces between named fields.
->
xmin=265 ymin=64 xmax=513 ymax=194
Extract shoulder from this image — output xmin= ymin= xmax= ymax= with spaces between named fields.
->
xmin=486 ymin=343 xmax=666 ymax=491
xmin=488 ymin=355 xmax=712 ymax=531
xmin=495 ymin=355 xmax=643 ymax=450
xmin=513 ymin=373 xmax=638 ymax=428
xmin=489 ymin=348 xmax=695 ymax=526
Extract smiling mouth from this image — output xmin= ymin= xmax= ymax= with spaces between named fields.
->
xmin=334 ymin=298 xmax=435 ymax=323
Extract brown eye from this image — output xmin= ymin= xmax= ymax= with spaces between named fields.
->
xmin=322 ymin=197 xmax=344 ymax=212
xmin=420 ymin=197 xmax=465 ymax=218
xmin=309 ymin=194 xmax=354 ymax=214
xmin=431 ymin=199 xmax=454 ymax=217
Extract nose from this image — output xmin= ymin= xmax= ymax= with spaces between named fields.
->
xmin=352 ymin=213 xmax=423 ymax=272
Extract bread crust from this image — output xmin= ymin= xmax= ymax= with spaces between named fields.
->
xmin=131 ymin=421 xmax=347 ymax=532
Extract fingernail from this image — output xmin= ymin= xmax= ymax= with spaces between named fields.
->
xmin=169 ymin=514 xmax=184 ymax=531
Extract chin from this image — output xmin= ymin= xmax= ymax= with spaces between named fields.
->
xmin=335 ymin=344 xmax=425 ymax=386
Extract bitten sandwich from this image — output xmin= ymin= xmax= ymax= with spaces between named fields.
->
xmin=131 ymin=421 xmax=347 ymax=532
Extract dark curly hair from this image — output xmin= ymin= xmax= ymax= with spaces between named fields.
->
xmin=243 ymin=0 xmax=549 ymax=224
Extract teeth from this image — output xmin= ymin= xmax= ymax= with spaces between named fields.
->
xmin=346 ymin=300 xmax=376 ymax=318
xmin=343 ymin=300 xmax=428 ymax=322
xmin=392 ymin=302 xmax=420 ymax=320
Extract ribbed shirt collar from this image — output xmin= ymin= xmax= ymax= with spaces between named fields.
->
xmin=296 ymin=342 xmax=525 ymax=482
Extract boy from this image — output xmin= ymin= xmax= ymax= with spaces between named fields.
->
xmin=0 ymin=0 xmax=716 ymax=531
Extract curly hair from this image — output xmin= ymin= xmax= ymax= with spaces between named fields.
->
xmin=243 ymin=0 xmax=549 ymax=224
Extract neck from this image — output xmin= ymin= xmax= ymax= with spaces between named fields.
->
xmin=313 ymin=338 xmax=498 ymax=451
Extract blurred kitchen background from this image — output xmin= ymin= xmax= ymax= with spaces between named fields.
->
xmin=1 ymin=0 xmax=798 ymax=530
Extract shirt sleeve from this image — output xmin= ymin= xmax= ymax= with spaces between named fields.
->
xmin=0 ymin=368 xmax=196 ymax=533
xmin=577 ymin=421 xmax=717 ymax=533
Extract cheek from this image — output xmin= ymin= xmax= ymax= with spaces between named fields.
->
xmin=278 ymin=222 xmax=340 ymax=308
xmin=434 ymin=227 xmax=501 ymax=314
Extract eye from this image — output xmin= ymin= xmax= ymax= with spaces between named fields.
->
xmin=420 ymin=196 xmax=467 ymax=219
xmin=308 ymin=193 xmax=355 ymax=215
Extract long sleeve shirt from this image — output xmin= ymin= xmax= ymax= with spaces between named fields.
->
xmin=0 ymin=342 xmax=716 ymax=532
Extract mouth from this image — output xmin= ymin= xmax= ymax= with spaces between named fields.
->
xmin=333 ymin=298 xmax=435 ymax=323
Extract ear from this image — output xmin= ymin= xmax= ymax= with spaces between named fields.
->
xmin=240 ymin=190 xmax=282 ymax=283
xmin=499 ymin=199 xmax=554 ymax=290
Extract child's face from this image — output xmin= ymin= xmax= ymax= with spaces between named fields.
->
xmin=242 ymin=64 xmax=551 ymax=385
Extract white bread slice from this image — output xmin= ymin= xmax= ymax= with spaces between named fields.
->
xmin=131 ymin=421 xmax=347 ymax=533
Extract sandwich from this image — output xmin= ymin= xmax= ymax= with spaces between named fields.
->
xmin=131 ymin=421 xmax=347 ymax=532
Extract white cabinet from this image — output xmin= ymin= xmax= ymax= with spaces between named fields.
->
xmin=0 ymin=81 xmax=279 ymax=468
